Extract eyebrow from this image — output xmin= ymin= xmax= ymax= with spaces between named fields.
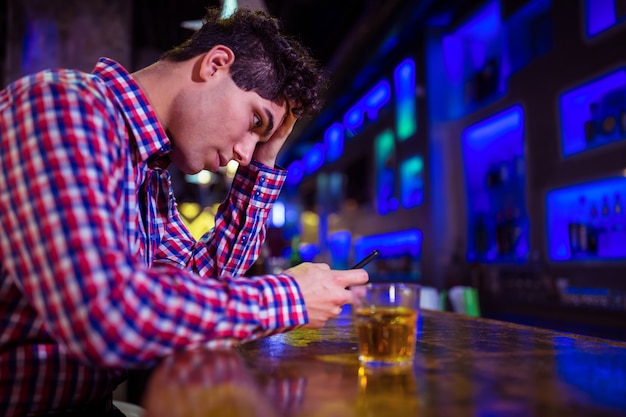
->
xmin=262 ymin=108 xmax=274 ymax=138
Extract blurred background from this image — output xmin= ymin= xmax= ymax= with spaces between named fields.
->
xmin=2 ymin=0 xmax=626 ymax=341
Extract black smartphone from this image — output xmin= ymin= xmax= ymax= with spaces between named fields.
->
xmin=351 ymin=249 xmax=380 ymax=269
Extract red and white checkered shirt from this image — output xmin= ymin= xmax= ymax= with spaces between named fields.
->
xmin=0 ymin=58 xmax=307 ymax=416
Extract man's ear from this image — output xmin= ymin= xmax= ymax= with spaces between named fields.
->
xmin=199 ymin=45 xmax=235 ymax=81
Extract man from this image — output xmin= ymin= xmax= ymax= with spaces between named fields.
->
xmin=0 ymin=7 xmax=368 ymax=416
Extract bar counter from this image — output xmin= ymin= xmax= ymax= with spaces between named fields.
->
xmin=142 ymin=309 xmax=626 ymax=416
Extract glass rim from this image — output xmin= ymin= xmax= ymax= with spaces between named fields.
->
xmin=353 ymin=282 xmax=421 ymax=290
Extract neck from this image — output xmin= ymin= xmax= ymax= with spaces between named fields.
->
xmin=132 ymin=60 xmax=180 ymax=130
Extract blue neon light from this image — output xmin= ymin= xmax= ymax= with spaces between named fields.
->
xmin=304 ymin=143 xmax=325 ymax=174
xmin=364 ymin=80 xmax=391 ymax=119
xmin=324 ymin=123 xmax=344 ymax=162
xmin=394 ymin=58 xmax=417 ymax=141
xmin=343 ymin=105 xmax=364 ymax=133
xmin=354 ymin=229 xmax=423 ymax=261
xmin=465 ymin=105 xmax=524 ymax=150
xmin=375 ymin=129 xmax=398 ymax=215
xmin=286 ymin=57 xmax=417 ymax=178
xmin=343 ymin=80 xmax=391 ymax=134
xmin=328 ymin=230 xmax=352 ymax=270
xmin=547 ymin=177 xmax=626 ymax=261
xmin=286 ymin=160 xmax=304 ymax=186
xmin=462 ymin=105 xmax=528 ymax=263
xmin=400 ymin=156 xmax=424 ymax=209
xmin=299 ymin=243 xmax=319 ymax=262
xmin=441 ymin=35 xmax=464 ymax=83
xmin=585 ymin=0 xmax=623 ymax=38
xmin=455 ymin=0 xmax=500 ymax=40
xmin=436 ymin=0 xmax=504 ymax=119
xmin=559 ymin=68 xmax=626 ymax=156
xmin=450 ymin=0 xmax=501 ymax=70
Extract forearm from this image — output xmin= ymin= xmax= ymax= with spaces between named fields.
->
xmin=193 ymin=160 xmax=286 ymax=278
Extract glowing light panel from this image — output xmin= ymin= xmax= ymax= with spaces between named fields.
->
xmin=286 ymin=160 xmax=304 ymax=186
xmin=547 ymin=177 xmax=626 ymax=261
xmin=465 ymin=105 xmax=524 ymax=150
xmin=324 ymin=123 xmax=344 ymax=162
xmin=304 ymin=143 xmax=325 ymax=174
xmin=343 ymin=81 xmax=391 ymax=133
xmin=585 ymin=0 xmax=623 ymax=38
xmin=559 ymin=68 xmax=626 ymax=157
xmin=375 ymin=130 xmax=398 ymax=215
xmin=400 ymin=156 xmax=424 ymax=208
xmin=354 ymin=229 xmax=423 ymax=261
xmin=394 ymin=58 xmax=417 ymax=141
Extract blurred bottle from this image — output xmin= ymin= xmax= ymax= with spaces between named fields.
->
xmin=486 ymin=163 xmax=501 ymax=188
xmin=587 ymin=203 xmax=599 ymax=255
xmin=289 ymin=235 xmax=303 ymax=267
xmin=613 ymin=193 xmax=624 ymax=231
xmin=598 ymin=195 xmax=612 ymax=257
xmin=611 ymin=192 xmax=626 ymax=257
xmin=569 ymin=195 xmax=588 ymax=255
xmin=495 ymin=212 xmax=507 ymax=256
xmin=584 ymin=103 xmax=600 ymax=143
xmin=474 ymin=214 xmax=489 ymax=258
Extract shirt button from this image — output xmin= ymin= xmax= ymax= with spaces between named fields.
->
xmin=241 ymin=235 xmax=248 ymax=242
xmin=259 ymin=176 xmax=266 ymax=183
xmin=255 ymin=189 xmax=261 ymax=197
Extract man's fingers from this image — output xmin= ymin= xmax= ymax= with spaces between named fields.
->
xmin=338 ymin=269 xmax=369 ymax=287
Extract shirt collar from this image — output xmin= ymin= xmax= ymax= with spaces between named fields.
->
xmin=92 ymin=57 xmax=171 ymax=165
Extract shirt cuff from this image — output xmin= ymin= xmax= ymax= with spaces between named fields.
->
xmin=251 ymin=273 xmax=308 ymax=329
xmin=231 ymin=161 xmax=286 ymax=208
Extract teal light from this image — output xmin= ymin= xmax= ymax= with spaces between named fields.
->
xmin=221 ymin=0 xmax=238 ymax=18
xmin=394 ymin=58 xmax=417 ymax=141
xmin=375 ymin=130 xmax=398 ymax=215
xmin=400 ymin=156 xmax=424 ymax=208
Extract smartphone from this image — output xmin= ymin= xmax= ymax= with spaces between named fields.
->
xmin=351 ymin=249 xmax=380 ymax=269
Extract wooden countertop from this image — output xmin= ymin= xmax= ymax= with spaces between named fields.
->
xmin=142 ymin=309 xmax=626 ymax=416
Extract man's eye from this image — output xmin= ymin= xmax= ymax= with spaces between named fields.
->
xmin=253 ymin=114 xmax=262 ymax=128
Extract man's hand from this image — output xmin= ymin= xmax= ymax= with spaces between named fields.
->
xmin=284 ymin=262 xmax=369 ymax=328
xmin=252 ymin=103 xmax=298 ymax=168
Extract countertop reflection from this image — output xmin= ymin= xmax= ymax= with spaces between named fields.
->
xmin=142 ymin=310 xmax=626 ymax=416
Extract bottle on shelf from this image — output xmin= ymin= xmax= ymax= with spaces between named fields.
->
xmin=613 ymin=192 xmax=624 ymax=231
xmin=601 ymin=195 xmax=611 ymax=231
xmin=611 ymin=192 xmax=626 ymax=257
xmin=474 ymin=213 xmax=489 ymax=258
xmin=598 ymin=195 xmax=612 ymax=257
xmin=601 ymin=114 xmax=617 ymax=137
xmin=587 ymin=203 xmax=599 ymax=255
xmin=568 ymin=195 xmax=588 ymax=256
xmin=495 ymin=212 xmax=508 ymax=256
xmin=289 ymin=235 xmax=303 ymax=267
xmin=486 ymin=163 xmax=501 ymax=188
xmin=584 ymin=103 xmax=600 ymax=144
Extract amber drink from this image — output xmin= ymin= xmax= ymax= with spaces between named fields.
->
xmin=352 ymin=283 xmax=420 ymax=366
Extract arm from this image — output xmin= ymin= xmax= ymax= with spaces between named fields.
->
xmin=188 ymin=161 xmax=284 ymax=278
xmin=1 ymin=78 xmax=306 ymax=368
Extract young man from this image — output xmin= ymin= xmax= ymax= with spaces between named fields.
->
xmin=0 ymin=7 xmax=368 ymax=416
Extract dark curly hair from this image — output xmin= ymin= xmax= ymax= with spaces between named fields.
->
xmin=161 ymin=7 xmax=326 ymax=116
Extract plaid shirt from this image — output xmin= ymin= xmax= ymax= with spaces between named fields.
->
xmin=0 ymin=58 xmax=307 ymax=416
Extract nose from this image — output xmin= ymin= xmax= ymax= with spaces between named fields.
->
xmin=232 ymin=138 xmax=256 ymax=166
